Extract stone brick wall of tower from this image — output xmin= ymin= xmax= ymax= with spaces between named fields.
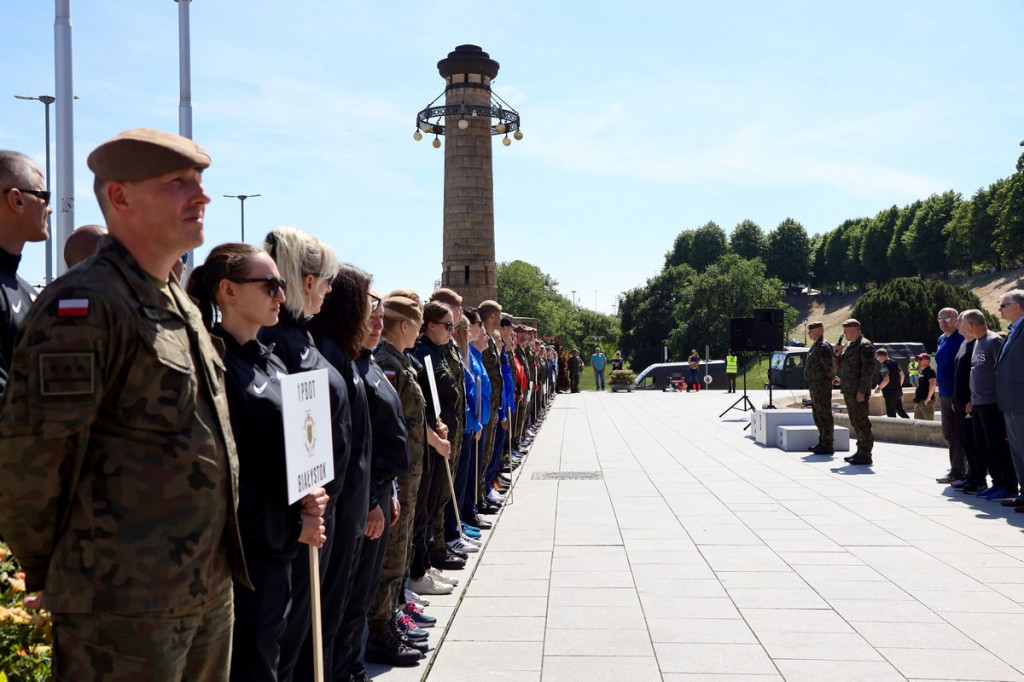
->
xmin=440 ymin=73 xmax=498 ymax=308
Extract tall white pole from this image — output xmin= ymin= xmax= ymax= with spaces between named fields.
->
xmin=54 ymin=0 xmax=75 ymax=277
xmin=176 ymin=0 xmax=194 ymax=279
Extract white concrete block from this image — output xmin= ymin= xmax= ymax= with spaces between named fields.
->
xmin=750 ymin=409 xmax=816 ymax=447
xmin=776 ymin=425 xmax=851 ymax=452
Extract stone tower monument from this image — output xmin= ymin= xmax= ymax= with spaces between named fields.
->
xmin=415 ymin=45 xmax=522 ymax=308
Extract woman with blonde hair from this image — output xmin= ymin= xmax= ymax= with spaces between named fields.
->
xmin=258 ymin=226 xmax=353 ymax=681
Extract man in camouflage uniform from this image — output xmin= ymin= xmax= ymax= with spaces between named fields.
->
xmin=365 ymin=295 xmax=429 ymax=666
xmin=0 ymin=129 xmax=248 ymax=681
xmin=836 ymin=318 xmax=876 ymax=465
xmin=804 ymin=321 xmax=837 ymax=455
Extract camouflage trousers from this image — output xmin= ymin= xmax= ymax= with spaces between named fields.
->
xmin=843 ymin=390 xmax=873 ymax=455
xmin=368 ymin=466 xmax=424 ymax=626
xmin=809 ymin=389 xmax=834 ymax=447
xmin=914 ymin=398 xmax=936 ymax=422
xmin=54 ymin=578 xmax=233 ymax=682
xmin=430 ymin=422 xmax=462 ymax=554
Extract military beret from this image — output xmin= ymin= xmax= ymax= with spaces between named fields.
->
xmin=387 ymin=288 xmax=422 ymax=307
xmin=807 ymin=321 xmax=824 ymax=330
xmin=478 ymin=299 xmax=502 ymax=315
xmin=430 ymin=287 xmax=463 ymax=307
xmin=383 ymin=295 xmax=422 ymax=324
xmin=841 ymin=318 xmax=861 ymax=327
xmin=87 ymin=128 xmax=210 ymax=181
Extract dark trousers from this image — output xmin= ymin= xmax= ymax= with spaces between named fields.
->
xmin=954 ymin=404 xmax=985 ymax=486
xmin=231 ymin=556 xmax=292 ymax=682
xmin=687 ymin=369 xmax=699 ymax=391
xmin=727 ymin=374 xmax=737 ymax=392
xmin=882 ymin=392 xmax=909 ymax=418
xmin=445 ymin=432 xmax=476 ymax=540
xmin=410 ymin=451 xmax=441 ymax=579
xmin=569 ymin=371 xmax=580 ymax=392
xmin=277 ymin=504 xmax=329 ymax=682
xmin=940 ymin=395 xmax=967 ymax=479
xmin=973 ymin=403 xmax=1016 ymax=493
xmin=337 ymin=483 xmax=393 ymax=680
xmin=486 ymin=423 xmax=507 ymax=487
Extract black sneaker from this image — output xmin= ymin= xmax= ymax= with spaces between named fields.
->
xmin=364 ymin=626 xmax=422 ymax=667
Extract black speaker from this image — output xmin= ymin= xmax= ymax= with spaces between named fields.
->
xmin=729 ymin=318 xmax=754 ymax=352
xmin=751 ymin=308 xmax=785 ymax=352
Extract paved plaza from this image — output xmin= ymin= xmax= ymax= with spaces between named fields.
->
xmin=371 ymin=389 xmax=1024 ymax=681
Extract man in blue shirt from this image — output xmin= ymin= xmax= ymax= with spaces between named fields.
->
xmin=590 ymin=347 xmax=607 ymax=391
xmin=934 ymin=307 xmax=966 ymax=485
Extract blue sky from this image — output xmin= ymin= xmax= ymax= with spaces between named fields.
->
xmin=3 ymin=2 xmax=1022 ymax=314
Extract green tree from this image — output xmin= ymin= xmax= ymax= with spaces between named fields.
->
xmin=946 ymin=184 xmax=1000 ymax=274
xmin=664 ymin=229 xmax=694 ymax=269
xmin=903 ymin=191 xmax=961 ymax=277
xmin=808 ymin=232 xmax=828 ymax=289
xmin=851 ymin=277 xmax=1000 ymax=351
xmin=496 ymin=260 xmax=578 ymax=344
xmin=764 ymin=218 xmax=810 ymax=285
xmin=859 ymin=206 xmax=897 ymax=284
xmin=729 ymin=220 xmax=765 ymax=261
xmin=619 ymin=264 xmax=695 ymax=369
xmin=823 ymin=225 xmax=847 ymax=291
xmin=840 ymin=218 xmax=870 ymax=288
xmin=688 ymin=221 xmax=729 ymax=272
xmin=993 ymin=172 xmax=1024 ymax=263
xmin=667 ymin=254 xmax=796 ymax=359
xmin=887 ymin=200 xmax=921 ymax=278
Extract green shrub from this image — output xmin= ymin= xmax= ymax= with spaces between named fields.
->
xmin=0 ymin=542 xmax=51 ymax=682
xmin=608 ymin=369 xmax=637 ymax=385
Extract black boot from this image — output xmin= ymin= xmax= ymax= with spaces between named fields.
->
xmin=364 ymin=621 xmax=423 ymax=667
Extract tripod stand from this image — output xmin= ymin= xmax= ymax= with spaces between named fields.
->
xmin=720 ymin=353 xmax=756 ymax=417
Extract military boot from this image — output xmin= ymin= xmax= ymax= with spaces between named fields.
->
xmin=810 ymin=443 xmax=834 ymax=455
xmin=364 ymin=621 xmax=423 ymax=667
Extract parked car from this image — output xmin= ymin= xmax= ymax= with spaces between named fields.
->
xmin=635 ymin=360 xmax=728 ymax=391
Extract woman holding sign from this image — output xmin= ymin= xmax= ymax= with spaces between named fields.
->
xmin=259 ymin=227 xmax=353 ymax=682
xmin=187 ymin=243 xmax=329 ymax=682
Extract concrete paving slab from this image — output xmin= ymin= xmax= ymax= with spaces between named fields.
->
xmin=395 ymin=390 xmax=1024 ymax=680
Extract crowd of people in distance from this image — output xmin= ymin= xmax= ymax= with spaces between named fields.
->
xmin=0 ymin=132 xmax=561 ymax=681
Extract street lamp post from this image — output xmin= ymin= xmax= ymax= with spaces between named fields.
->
xmin=571 ymin=289 xmax=576 ymax=307
xmin=223 ymin=194 xmax=261 ymax=242
xmin=15 ymin=95 xmax=55 ymax=283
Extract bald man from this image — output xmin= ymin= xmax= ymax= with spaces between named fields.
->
xmin=63 ymin=223 xmax=106 ymax=268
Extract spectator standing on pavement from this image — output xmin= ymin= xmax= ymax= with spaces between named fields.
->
xmin=836 ymin=319 xmax=875 ymax=465
xmin=874 ymin=348 xmax=909 ymax=418
xmin=569 ymin=348 xmax=582 ymax=393
xmin=907 ymin=355 xmax=921 ymax=387
xmin=961 ymin=309 xmax=1016 ymax=501
xmin=996 ymin=290 xmax=1024 ymax=510
xmin=686 ymin=349 xmax=701 ymax=392
xmin=725 ymin=349 xmax=738 ymax=393
xmin=591 ymin=346 xmax=607 ymax=390
xmin=934 ymin=307 xmax=967 ymax=485
xmin=912 ymin=353 xmax=937 ymax=421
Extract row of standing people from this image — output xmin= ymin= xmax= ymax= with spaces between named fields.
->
xmin=0 ymin=129 xmax=550 ymax=681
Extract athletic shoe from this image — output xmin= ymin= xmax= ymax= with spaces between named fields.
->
xmin=486 ymin=490 xmax=506 ymax=505
xmin=396 ymin=611 xmax=430 ymax=641
xmin=408 ymin=574 xmax=454 ymax=596
xmin=428 ymin=566 xmax=459 ymax=586
xmin=498 ymin=472 xmax=512 ymax=484
xmin=364 ymin=625 xmax=422 ymax=666
xmin=461 ymin=534 xmax=481 ymax=547
xmin=405 ymin=601 xmax=437 ymax=628
xmin=461 ymin=523 xmax=481 ymax=538
xmin=447 ymin=538 xmax=479 ymax=553
xmin=469 ymin=515 xmax=492 ymax=529
xmin=405 ymin=587 xmax=429 ymax=607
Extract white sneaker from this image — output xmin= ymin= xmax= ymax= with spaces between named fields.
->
xmin=408 ymin=574 xmax=454 ymax=596
xmin=461 ymin=534 xmax=481 ymax=547
xmin=447 ymin=538 xmax=479 ymax=553
xmin=405 ymin=587 xmax=430 ymax=607
xmin=429 ymin=567 xmax=459 ymax=586
xmin=486 ymin=490 xmax=506 ymax=505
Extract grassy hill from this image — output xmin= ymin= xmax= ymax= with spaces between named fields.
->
xmin=785 ymin=268 xmax=1024 ymax=341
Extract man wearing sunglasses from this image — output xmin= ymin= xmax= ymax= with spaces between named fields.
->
xmin=0 ymin=150 xmax=51 ymax=393
xmin=0 ymin=129 xmax=247 ymax=681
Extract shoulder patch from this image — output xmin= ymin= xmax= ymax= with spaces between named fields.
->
xmin=57 ymin=298 xmax=90 ymax=318
xmin=384 ymin=369 xmax=397 ymax=381
xmin=40 ymin=352 xmax=95 ymax=395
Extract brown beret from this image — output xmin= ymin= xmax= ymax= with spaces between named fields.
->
xmin=87 ymin=128 xmax=210 ymax=181
xmin=807 ymin=321 xmax=823 ymax=330
xmin=478 ymin=300 xmax=502 ymax=315
xmin=842 ymin=318 xmax=861 ymax=328
xmin=383 ymin=295 xmax=422 ymax=324
xmin=387 ymin=288 xmax=422 ymax=307
xmin=430 ymin=287 xmax=463 ymax=307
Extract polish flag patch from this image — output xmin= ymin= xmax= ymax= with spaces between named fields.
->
xmin=384 ymin=369 xmax=397 ymax=381
xmin=57 ymin=298 xmax=90 ymax=318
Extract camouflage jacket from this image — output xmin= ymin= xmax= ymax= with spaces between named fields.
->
xmin=0 ymin=237 xmax=248 ymax=613
xmin=444 ymin=338 xmax=466 ymax=432
xmin=804 ymin=336 xmax=837 ymax=392
xmin=838 ymin=334 xmax=875 ymax=395
xmin=375 ymin=339 xmax=426 ymax=477
xmin=482 ymin=336 xmax=503 ymax=412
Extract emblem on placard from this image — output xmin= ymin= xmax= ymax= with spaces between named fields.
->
xmin=303 ymin=410 xmax=317 ymax=456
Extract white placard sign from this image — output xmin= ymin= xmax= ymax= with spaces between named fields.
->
xmin=281 ymin=368 xmax=335 ymax=504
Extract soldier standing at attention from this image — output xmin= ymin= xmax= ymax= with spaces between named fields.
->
xmin=804 ymin=322 xmax=836 ymax=455
xmin=0 ymin=150 xmax=51 ymax=392
xmin=0 ymin=129 xmax=248 ymax=680
xmin=835 ymin=318 xmax=876 ymax=465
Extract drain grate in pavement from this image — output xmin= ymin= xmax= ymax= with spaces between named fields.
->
xmin=532 ymin=471 xmax=603 ymax=480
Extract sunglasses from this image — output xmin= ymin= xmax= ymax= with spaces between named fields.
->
xmin=937 ymin=316 xmax=954 ymax=322
xmin=230 ymin=276 xmax=286 ymax=298
xmin=433 ymin=320 xmax=455 ymax=331
xmin=3 ymin=188 xmax=50 ymax=203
